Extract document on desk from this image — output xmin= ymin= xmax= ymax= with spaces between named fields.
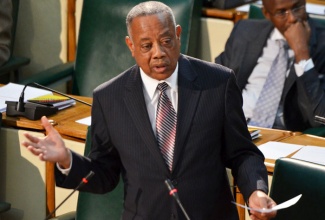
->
xmin=291 ymin=146 xmax=325 ymax=166
xmin=76 ymin=116 xmax=91 ymax=126
xmin=0 ymin=83 xmax=52 ymax=113
xmin=232 ymin=194 xmax=302 ymax=213
xmin=258 ymin=141 xmax=303 ymax=160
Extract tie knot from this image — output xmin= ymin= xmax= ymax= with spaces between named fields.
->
xmin=157 ymin=82 xmax=169 ymax=92
xmin=278 ymin=39 xmax=289 ymax=50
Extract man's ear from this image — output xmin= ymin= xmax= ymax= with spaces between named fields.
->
xmin=262 ymin=7 xmax=271 ymax=20
xmin=176 ymin=25 xmax=182 ymax=40
xmin=125 ymin=36 xmax=135 ymax=56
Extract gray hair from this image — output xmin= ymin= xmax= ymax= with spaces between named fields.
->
xmin=126 ymin=1 xmax=176 ymax=35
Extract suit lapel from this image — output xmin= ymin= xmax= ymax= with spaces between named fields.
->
xmin=123 ymin=67 xmax=169 ymax=174
xmin=173 ymin=55 xmax=201 ymax=172
xmin=237 ymin=21 xmax=273 ymax=90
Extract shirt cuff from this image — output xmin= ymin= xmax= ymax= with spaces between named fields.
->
xmin=56 ymin=150 xmax=73 ymax=176
xmin=294 ymin=59 xmax=314 ymax=77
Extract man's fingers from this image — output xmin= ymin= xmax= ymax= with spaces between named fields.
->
xmin=41 ymin=116 xmax=57 ymax=134
xmin=23 ymin=132 xmax=40 ymax=143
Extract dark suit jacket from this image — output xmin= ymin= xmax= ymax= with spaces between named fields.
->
xmin=56 ymin=55 xmax=268 ymax=220
xmin=215 ymin=18 xmax=325 ymax=131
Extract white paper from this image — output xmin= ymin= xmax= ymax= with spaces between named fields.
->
xmin=76 ymin=116 xmax=91 ymax=126
xmin=0 ymin=83 xmax=52 ymax=112
xmin=232 ymin=194 xmax=302 ymax=213
xmin=306 ymin=3 xmax=325 ymax=15
xmin=258 ymin=141 xmax=303 ymax=160
xmin=291 ymin=146 xmax=325 ymax=166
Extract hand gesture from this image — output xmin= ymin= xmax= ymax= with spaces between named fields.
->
xmin=248 ymin=190 xmax=277 ymax=220
xmin=22 ymin=116 xmax=71 ymax=168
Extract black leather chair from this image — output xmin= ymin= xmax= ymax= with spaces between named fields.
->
xmin=270 ymin=157 xmax=325 ymax=219
xmin=21 ymin=0 xmax=201 ymax=97
xmin=50 ymin=126 xmax=124 ymax=220
xmin=0 ymin=0 xmax=30 ymax=83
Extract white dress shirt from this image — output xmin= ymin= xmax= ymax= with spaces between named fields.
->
xmin=140 ymin=64 xmax=179 ymax=136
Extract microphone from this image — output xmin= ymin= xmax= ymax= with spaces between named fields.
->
xmin=5 ymin=82 xmax=91 ymax=120
xmin=44 ymin=171 xmax=95 ymax=220
xmin=165 ymin=179 xmax=191 ymax=220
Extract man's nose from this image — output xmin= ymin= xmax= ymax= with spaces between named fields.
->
xmin=153 ymin=43 xmax=166 ymax=58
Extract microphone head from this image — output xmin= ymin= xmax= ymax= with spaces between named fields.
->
xmin=165 ymin=179 xmax=174 ymax=191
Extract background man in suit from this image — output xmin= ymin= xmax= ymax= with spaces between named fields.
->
xmin=0 ymin=0 xmax=12 ymax=66
xmin=22 ymin=1 xmax=277 ymax=219
xmin=215 ymin=0 xmax=325 ymax=131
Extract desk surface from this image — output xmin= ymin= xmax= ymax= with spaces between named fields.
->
xmin=2 ymin=95 xmax=92 ymax=140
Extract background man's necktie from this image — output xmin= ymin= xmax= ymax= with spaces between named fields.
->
xmin=156 ymin=82 xmax=177 ymax=171
xmin=249 ymin=40 xmax=289 ymax=128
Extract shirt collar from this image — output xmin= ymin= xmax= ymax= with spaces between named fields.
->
xmin=271 ymin=28 xmax=286 ymax=41
xmin=140 ymin=63 xmax=178 ymax=100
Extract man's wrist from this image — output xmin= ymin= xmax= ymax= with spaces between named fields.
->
xmin=56 ymin=150 xmax=72 ymax=175
xmin=294 ymin=58 xmax=314 ymax=76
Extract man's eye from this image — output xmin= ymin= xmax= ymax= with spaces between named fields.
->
xmin=162 ymin=39 xmax=172 ymax=46
xmin=275 ymin=10 xmax=286 ymax=16
xmin=141 ymin=44 xmax=151 ymax=51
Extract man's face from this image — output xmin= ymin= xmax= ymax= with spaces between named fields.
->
xmin=125 ymin=13 xmax=181 ymax=80
xmin=263 ymin=0 xmax=307 ymax=34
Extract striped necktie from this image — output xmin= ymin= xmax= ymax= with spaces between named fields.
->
xmin=249 ymin=40 xmax=289 ymax=128
xmin=156 ymin=82 xmax=177 ymax=171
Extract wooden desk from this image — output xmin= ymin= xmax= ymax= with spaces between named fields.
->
xmin=202 ymin=7 xmax=247 ymax=22
xmin=1 ymin=95 xmax=92 ymax=217
xmin=2 ymin=95 xmax=92 ymax=140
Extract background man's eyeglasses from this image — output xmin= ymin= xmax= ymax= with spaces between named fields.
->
xmin=271 ymin=5 xmax=305 ymax=19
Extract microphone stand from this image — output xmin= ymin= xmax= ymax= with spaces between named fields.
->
xmin=44 ymin=171 xmax=95 ymax=220
xmin=165 ymin=179 xmax=191 ymax=220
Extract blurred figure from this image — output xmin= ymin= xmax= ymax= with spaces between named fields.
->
xmin=216 ymin=0 xmax=325 ymax=131
xmin=0 ymin=0 xmax=12 ymax=66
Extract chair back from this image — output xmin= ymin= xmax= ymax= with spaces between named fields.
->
xmin=270 ymin=157 xmax=325 ymax=219
xmin=74 ymin=126 xmax=124 ymax=219
xmin=248 ymin=4 xmax=264 ymax=19
xmin=0 ymin=0 xmax=30 ymax=82
xmin=10 ymin=0 xmax=19 ymax=54
xmin=72 ymin=0 xmax=201 ymax=96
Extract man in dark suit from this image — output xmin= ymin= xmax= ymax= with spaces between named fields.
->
xmin=22 ymin=1 xmax=276 ymax=219
xmin=216 ymin=0 xmax=325 ymax=132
